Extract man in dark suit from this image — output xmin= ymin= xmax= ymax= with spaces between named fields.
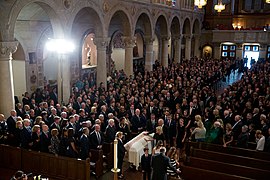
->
xmin=166 ymin=115 xmax=177 ymax=147
xmin=50 ymin=116 xmax=61 ymax=134
xmin=141 ymin=147 xmax=152 ymax=180
xmin=151 ymin=148 xmax=180 ymax=180
xmin=6 ymin=110 xmax=17 ymax=136
xmin=79 ymin=127 xmax=90 ymax=160
xmin=40 ymin=124 xmax=50 ymax=153
xmin=21 ymin=119 xmax=33 ymax=149
xmin=232 ymin=115 xmax=243 ymax=140
xmin=116 ymin=131 xmax=126 ymax=179
xmin=147 ymin=102 xmax=158 ymax=119
xmin=130 ymin=109 xmax=144 ymax=134
xmin=237 ymin=125 xmax=249 ymax=149
xmin=146 ymin=114 xmax=157 ymax=134
xmin=105 ymin=119 xmax=116 ymax=143
xmin=89 ymin=124 xmax=104 ymax=149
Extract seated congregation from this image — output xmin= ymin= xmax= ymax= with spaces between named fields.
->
xmin=0 ymin=57 xmax=270 ymax=179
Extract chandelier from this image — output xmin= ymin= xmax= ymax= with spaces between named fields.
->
xmin=214 ymin=0 xmax=225 ymax=13
xmin=266 ymin=0 xmax=270 ymax=3
xmin=194 ymin=0 xmax=207 ymax=9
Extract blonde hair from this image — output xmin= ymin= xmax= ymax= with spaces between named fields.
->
xmin=195 ymin=115 xmax=202 ymax=122
xmin=51 ymin=128 xmax=59 ymax=137
xmin=32 ymin=124 xmax=40 ymax=133
xmin=156 ymin=126 xmax=163 ymax=134
xmin=197 ymin=121 xmax=204 ymax=128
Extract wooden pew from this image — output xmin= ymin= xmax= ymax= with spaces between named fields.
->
xmin=191 ymin=148 xmax=270 ymax=171
xmin=0 ymin=144 xmax=21 ymax=171
xmin=181 ymin=165 xmax=253 ymax=180
xmin=89 ymin=149 xmax=103 ymax=178
xmin=188 ymin=156 xmax=270 ymax=180
xmin=21 ymin=149 xmax=90 ymax=180
xmin=102 ymin=142 xmax=113 ymax=169
xmin=189 ymin=141 xmax=270 ymax=161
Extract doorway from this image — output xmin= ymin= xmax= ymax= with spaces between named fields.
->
xmin=243 ymin=45 xmax=259 ymax=69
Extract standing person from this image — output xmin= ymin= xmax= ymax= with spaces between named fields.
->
xmin=116 ymin=131 xmax=126 ymax=179
xmin=141 ymin=147 xmax=152 ymax=180
xmin=176 ymin=119 xmax=186 ymax=159
xmin=151 ymin=148 xmax=180 ymax=180
xmin=79 ymin=127 xmax=90 ymax=160
xmin=49 ymin=128 xmax=60 ymax=156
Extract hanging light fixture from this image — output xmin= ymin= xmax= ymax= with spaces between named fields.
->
xmin=214 ymin=0 xmax=226 ymax=13
xmin=194 ymin=0 xmax=207 ymax=9
xmin=266 ymin=0 xmax=270 ymax=3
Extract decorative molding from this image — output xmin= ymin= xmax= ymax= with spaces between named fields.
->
xmin=103 ymin=1 xmax=110 ymax=13
xmin=0 ymin=41 xmax=18 ymax=59
xmin=94 ymin=37 xmax=110 ymax=50
xmin=122 ymin=36 xmax=136 ymax=48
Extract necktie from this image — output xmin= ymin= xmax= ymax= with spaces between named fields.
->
xmin=97 ymin=132 xmax=101 ymax=144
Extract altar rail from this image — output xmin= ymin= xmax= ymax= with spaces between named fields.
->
xmin=0 ymin=144 xmax=90 ymax=180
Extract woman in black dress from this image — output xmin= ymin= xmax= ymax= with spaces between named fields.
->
xmin=176 ymin=118 xmax=186 ymax=159
xmin=66 ymin=128 xmax=78 ymax=158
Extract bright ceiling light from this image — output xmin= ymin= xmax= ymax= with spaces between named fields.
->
xmin=46 ymin=39 xmax=75 ymax=54
xmin=214 ymin=0 xmax=226 ymax=13
xmin=194 ymin=0 xmax=207 ymax=9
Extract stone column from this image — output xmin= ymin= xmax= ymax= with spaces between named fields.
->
xmin=194 ymin=35 xmax=201 ymax=58
xmin=60 ymin=54 xmax=71 ymax=105
xmin=173 ymin=36 xmax=182 ymax=63
xmin=123 ymin=37 xmax=135 ymax=77
xmin=161 ymin=36 xmax=169 ymax=67
xmin=185 ymin=35 xmax=191 ymax=60
xmin=0 ymin=41 xmax=18 ymax=116
xmin=145 ymin=36 xmax=154 ymax=72
xmin=95 ymin=37 xmax=109 ymax=90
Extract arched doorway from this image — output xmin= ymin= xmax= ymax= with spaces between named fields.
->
xmin=155 ymin=15 xmax=169 ymax=67
xmin=13 ymin=2 xmax=59 ymax=97
xmin=133 ymin=30 xmax=145 ymax=74
xmin=108 ymin=10 xmax=132 ymax=76
xmin=71 ymin=7 xmax=104 ymax=84
xmin=182 ymin=18 xmax=191 ymax=60
xmin=192 ymin=19 xmax=201 ymax=58
xmin=202 ymin=44 xmax=213 ymax=59
xmin=171 ymin=16 xmax=181 ymax=63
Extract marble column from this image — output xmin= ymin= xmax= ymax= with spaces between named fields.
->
xmin=60 ymin=54 xmax=71 ymax=105
xmin=123 ymin=37 xmax=135 ymax=77
xmin=185 ymin=35 xmax=191 ymax=60
xmin=194 ymin=35 xmax=201 ymax=58
xmin=173 ymin=36 xmax=182 ymax=63
xmin=145 ymin=36 xmax=154 ymax=72
xmin=95 ymin=37 xmax=109 ymax=90
xmin=0 ymin=41 xmax=18 ymax=116
xmin=161 ymin=36 xmax=169 ymax=67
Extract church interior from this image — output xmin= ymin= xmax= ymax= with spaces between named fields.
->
xmin=0 ymin=0 xmax=270 ymax=180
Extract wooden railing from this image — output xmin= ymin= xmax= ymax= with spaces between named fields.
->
xmin=0 ymin=144 xmax=90 ymax=180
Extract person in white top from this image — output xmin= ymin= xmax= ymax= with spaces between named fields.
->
xmin=255 ymin=130 xmax=265 ymax=151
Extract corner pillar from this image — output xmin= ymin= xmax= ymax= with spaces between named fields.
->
xmin=0 ymin=41 xmax=18 ymax=116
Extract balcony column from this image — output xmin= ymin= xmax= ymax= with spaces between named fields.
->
xmin=173 ymin=35 xmax=182 ymax=63
xmin=123 ymin=36 xmax=136 ymax=77
xmin=161 ymin=36 xmax=170 ymax=67
xmin=145 ymin=36 xmax=154 ymax=72
xmin=95 ymin=37 xmax=109 ymax=90
xmin=184 ymin=35 xmax=191 ymax=60
xmin=0 ymin=41 xmax=18 ymax=116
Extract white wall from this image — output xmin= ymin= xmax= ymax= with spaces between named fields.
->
xmin=43 ymin=54 xmax=58 ymax=81
xmin=12 ymin=60 xmax=26 ymax=100
xmin=111 ymin=48 xmax=125 ymax=71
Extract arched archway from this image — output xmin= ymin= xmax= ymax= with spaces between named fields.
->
xmin=155 ymin=15 xmax=169 ymax=67
xmin=71 ymin=7 xmax=104 ymax=86
xmin=134 ymin=12 xmax=153 ymax=72
xmin=182 ymin=18 xmax=192 ymax=60
xmin=13 ymin=2 xmax=60 ymax=96
xmin=108 ymin=10 xmax=133 ymax=76
xmin=192 ymin=19 xmax=201 ymax=58
xmin=170 ymin=16 xmax=181 ymax=63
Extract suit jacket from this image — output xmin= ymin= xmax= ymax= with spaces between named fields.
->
xmin=167 ymin=120 xmax=177 ymax=140
xmin=146 ymin=119 xmax=157 ymax=134
xmin=79 ymin=134 xmax=90 ymax=160
xmin=151 ymin=153 xmax=177 ymax=180
xmin=232 ymin=120 xmax=243 ymax=140
xmin=117 ymin=139 xmax=126 ymax=159
xmin=40 ymin=131 xmax=50 ymax=153
xmin=89 ymin=131 xmax=104 ymax=149
xmin=6 ymin=116 xmax=16 ymax=134
xmin=141 ymin=154 xmax=152 ymax=171
xmin=105 ymin=125 xmax=116 ymax=143
xmin=21 ymin=127 xmax=32 ymax=149
xmin=50 ymin=123 xmax=60 ymax=133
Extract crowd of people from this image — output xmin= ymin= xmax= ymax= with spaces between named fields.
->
xmin=0 ymin=56 xmax=270 ymax=179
